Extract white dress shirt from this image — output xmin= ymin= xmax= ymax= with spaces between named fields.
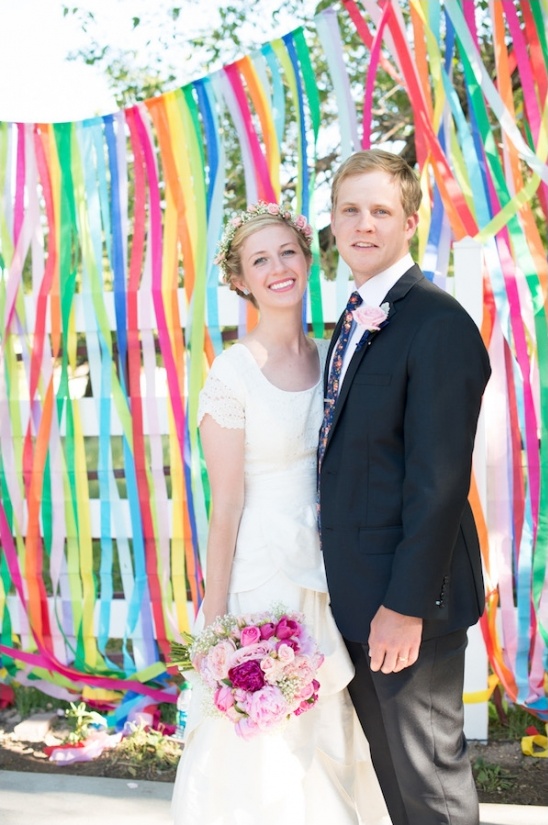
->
xmin=338 ymin=253 xmax=414 ymax=385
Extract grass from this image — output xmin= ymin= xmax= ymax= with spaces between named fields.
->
xmin=472 ymin=756 xmax=515 ymax=793
xmin=12 ymin=684 xmax=71 ymax=718
xmin=5 ymin=682 xmax=182 ymax=778
xmin=106 ymin=723 xmax=182 ymax=778
xmin=488 ymin=686 xmax=544 ymax=741
xmin=8 ymin=681 xmax=544 ymax=784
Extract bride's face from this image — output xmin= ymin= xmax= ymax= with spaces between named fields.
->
xmin=236 ymin=224 xmax=309 ymax=309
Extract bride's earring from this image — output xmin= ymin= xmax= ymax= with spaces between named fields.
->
xmin=242 ymin=287 xmax=250 ymax=296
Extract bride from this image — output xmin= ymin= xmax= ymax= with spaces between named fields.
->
xmin=171 ymin=202 xmax=391 ymax=825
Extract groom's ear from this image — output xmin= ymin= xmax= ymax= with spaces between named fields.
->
xmin=405 ymin=212 xmax=419 ymax=240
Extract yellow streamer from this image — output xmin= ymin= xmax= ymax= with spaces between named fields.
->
xmin=521 ymin=725 xmax=548 ymax=758
xmin=463 ymin=672 xmax=499 ymax=704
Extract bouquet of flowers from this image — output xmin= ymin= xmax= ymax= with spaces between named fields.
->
xmin=170 ymin=606 xmax=324 ymax=740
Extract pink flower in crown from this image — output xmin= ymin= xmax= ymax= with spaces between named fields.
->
xmin=352 ymin=301 xmax=390 ymax=332
xmin=294 ymin=214 xmax=307 ymax=229
xmin=267 ymin=203 xmax=280 ymax=215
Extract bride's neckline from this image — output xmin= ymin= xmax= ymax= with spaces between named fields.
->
xmin=233 ymin=341 xmax=322 ymax=394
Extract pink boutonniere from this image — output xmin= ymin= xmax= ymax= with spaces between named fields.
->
xmin=352 ymin=301 xmax=390 ymax=331
xmin=353 ymin=302 xmax=390 ymax=351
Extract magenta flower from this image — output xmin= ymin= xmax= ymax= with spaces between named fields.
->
xmin=259 ymin=622 xmax=276 ymax=640
xmin=275 ymin=616 xmax=300 ymax=639
xmin=228 ymin=660 xmax=265 ymax=692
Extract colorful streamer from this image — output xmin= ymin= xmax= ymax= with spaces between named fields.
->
xmin=0 ymin=2 xmax=546 ymax=720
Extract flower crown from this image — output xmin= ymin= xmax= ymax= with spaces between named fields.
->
xmin=214 ymin=201 xmax=314 ymax=279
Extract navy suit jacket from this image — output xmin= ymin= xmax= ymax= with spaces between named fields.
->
xmin=319 ymin=265 xmax=491 ymax=642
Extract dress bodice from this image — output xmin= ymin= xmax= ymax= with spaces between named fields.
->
xmin=198 ymin=340 xmax=329 ymax=592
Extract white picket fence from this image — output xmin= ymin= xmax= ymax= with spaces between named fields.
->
xmin=7 ymin=239 xmax=490 ymax=739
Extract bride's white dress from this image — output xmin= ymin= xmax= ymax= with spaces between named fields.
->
xmin=171 ymin=341 xmax=391 ymax=825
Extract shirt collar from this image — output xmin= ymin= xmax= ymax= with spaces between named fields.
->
xmin=356 ymin=253 xmax=414 ymax=307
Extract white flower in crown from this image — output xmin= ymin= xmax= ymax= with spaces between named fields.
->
xmin=352 ymin=301 xmax=390 ymax=332
xmin=214 ymin=201 xmax=314 ymax=279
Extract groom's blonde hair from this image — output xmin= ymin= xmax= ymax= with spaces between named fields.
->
xmin=331 ymin=149 xmax=422 ymax=218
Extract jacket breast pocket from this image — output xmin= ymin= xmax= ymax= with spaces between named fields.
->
xmin=358 ymin=525 xmax=402 ymax=555
xmin=352 ymin=373 xmax=392 ymax=386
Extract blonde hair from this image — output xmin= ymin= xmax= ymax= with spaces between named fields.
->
xmin=331 ymin=149 xmax=422 ymax=217
xmin=222 ymin=212 xmax=313 ymax=304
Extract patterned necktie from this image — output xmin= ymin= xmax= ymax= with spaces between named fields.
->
xmin=318 ymin=290 xmax=363 ymax=470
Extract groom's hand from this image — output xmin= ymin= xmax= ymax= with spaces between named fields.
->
xmin=368 ymin=606 xmax=422 ymax=673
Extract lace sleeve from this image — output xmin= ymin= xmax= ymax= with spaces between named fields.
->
xmin=197 ymin=358 xmax=245 ymax=429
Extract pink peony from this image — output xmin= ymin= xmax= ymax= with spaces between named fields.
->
xmin=244 ymin=685 xmax=288 ymax=728
xmin=260 ymin=656 xmax=286 ymax=684
xmin=352 ymin=303 xmax=389 ymax=331
xmin=228 ymin=660 xmax=266 ymax=692
xmin=235 ymin=716 xmax=260 ymax=740
xmin=201 ymin=638 xmax=237 ymax=681
xmin=266 ymin=203 xmax=280 ymax=215
xmin=294 ymin=214 xmax=307 ymax=228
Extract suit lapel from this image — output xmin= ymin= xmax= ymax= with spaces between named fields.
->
xmin=324 ymin=265 xmax=424 ymax=452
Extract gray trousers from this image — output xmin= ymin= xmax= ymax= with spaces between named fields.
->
xmin=345 ymin=629 xmax=479 ymax=825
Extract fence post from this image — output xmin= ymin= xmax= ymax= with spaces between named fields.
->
xmin=453 ymin=236 xmax=489 ymax=742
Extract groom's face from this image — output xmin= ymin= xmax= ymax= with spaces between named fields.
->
xmin=330 ymin=170 xmax=418 ymax=288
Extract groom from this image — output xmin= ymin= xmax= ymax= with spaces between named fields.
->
xmin=318 ymin=150 xmax=491 ymax=825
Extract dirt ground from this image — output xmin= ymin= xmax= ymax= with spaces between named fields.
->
xmin=0 ymin=706 xmax=547 ymax=806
